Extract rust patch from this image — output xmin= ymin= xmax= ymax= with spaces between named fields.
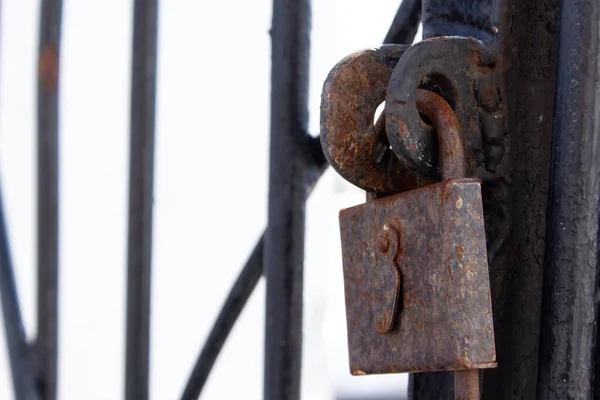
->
xmin=320 ymin=45 xmax=433 ymax=195
xmin=39 ymin=45 xmax=59 ymax=93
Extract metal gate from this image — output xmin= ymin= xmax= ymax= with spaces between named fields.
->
xmin=1 ymin=0 xmax=599 ymax=399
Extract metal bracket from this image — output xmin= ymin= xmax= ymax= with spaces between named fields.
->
xmin=385 ymin=37 xmax=505 ymax=179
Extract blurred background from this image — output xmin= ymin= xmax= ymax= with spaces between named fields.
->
xmin=0 ymin=1 xmax=418 ymax=398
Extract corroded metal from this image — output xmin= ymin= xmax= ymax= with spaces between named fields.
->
xmin=372 ymin=223 xmax=403 ymax=335
xmin=415 ymin=89 xmax=465 ymax=179
xmin=385 ymin=37 xmax=504 ymax=178
xmin=339 ymin=178 xmax=497 ymax=374
xmin=454 ymin=370 xmax=480 ymax=400
xmin=338 ymin=90 xmax=496 ymax=383
xmin=320 ymin=45 xmax=431 ymax=195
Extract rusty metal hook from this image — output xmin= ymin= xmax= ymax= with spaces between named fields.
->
xmin=320 ymin=45 xmax=431 ymax=195
xmin=415 ymin=89 xmax=466 ymax=180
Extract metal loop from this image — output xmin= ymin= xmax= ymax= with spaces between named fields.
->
xmin=320 ymin=45 xmax=431 ymax=195
xmin=415 ymin=89 xmax=466 ymax=180
xmin=385 ymin=37 xmax=498 ymax=178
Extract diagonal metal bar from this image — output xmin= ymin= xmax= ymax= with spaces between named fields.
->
xmin=0 ymin=182 xmax=40 ymax=400
xmin=180 ymin=138 xmax=326 ymax=400
xmin=383 ymin=0 xmax=422 ymax=45
xmin=37 ymin=1 xmax=63 ymax=399
xmin=0 ymin=4 xmax=40 ymax=399
xmin=180 ymin=236 xmax=264 ymax=400
xmin=124 ymin=1 xmax=159 ymax=399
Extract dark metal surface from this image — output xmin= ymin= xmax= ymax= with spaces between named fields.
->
xmin=0 ymin=185 xmax=40 ymax=400
xmin=339 ymin=178 xmax=496 ymax=374
xmin=124 ymin=1 xmax=159 ymax=399
xmin=264 ymin=0 xmax=313 ymax=398
xmin=37 ymin=1 xmax=63 ymax=399
xmin=409 ymin=372 xmax=454 ymax=400
xmin=421 ymin=0 xmax=495 ymax=40
xmin=537 ymin=0 xmax=600 ymax=398
xmin=385 ymin=37 xmax=503 ymax=179
xmin=320 ymin=45 xmax=430 ymax=195
xmin=384 ymin=0 xmax=422 ymax=45
xmin=476 ymin=0 xmax=560 ymax=398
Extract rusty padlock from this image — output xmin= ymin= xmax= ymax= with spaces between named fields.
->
xmin=337 ymin=90 xmax=496 ymax=387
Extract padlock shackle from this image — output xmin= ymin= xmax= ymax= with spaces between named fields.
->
xmin=415 ymin=89 xmax=466 ymax=180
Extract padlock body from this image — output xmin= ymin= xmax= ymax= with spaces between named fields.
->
xmin=339 ymin=178 xmax=496 ymax=375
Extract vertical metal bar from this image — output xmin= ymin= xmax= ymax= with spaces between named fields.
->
xmin=37 ymin=1 xmax=62 ymax=399
xmin=476 ymin=0 xmax=560 ymax=397
xmin=0 ymin=182 xmax=40 ymax=400
xmin=453 ymin=371 xmax=479 ymax=400
xmin=124 ymin=1 xmax=159 ymax=399
xmin=264 ymin=0 xmax=311 ymax=398
xmin=537 ymin=0 xmax=600 ymax=397
xmin=409 ymin=372 xmax=454 ymax=400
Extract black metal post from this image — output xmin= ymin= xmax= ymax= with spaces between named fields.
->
xmin=480 ymin=0 xmax=560 ymax=398
xmin=264 ymin=0 xmax=312 ymax=399
xmin=37 ymin=1 xmax=62 ymax=399
xmin=537 ymin=0 xmax=600 ymax=397
xmin=124 ymin=1 xmax=159 ymax=399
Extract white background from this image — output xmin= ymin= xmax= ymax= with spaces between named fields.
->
xmin=0 ymin=1 xmax=417 ymax=399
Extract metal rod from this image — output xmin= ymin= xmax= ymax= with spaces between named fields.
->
xmin=453 ymin=371 xmax=479 ymax=400
xmin=37 ymin=1 xmax=63 ymax=399
xmin=180 ymin=139 xmax=325 ymax=400
xmin=124 ymin=1 xmax=159 ymax=399
xmin=0 ymin=183 xmax=40 ymax=400
xmin=264 ymin=0 xmax=312 ymax=398
xmin=537 ymin=0 xmax=600 ymax=397
xmin=383 ymin=0 xmax=422 ymax=45
xmin=180 ymin=236 xmax=264 ymax=400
